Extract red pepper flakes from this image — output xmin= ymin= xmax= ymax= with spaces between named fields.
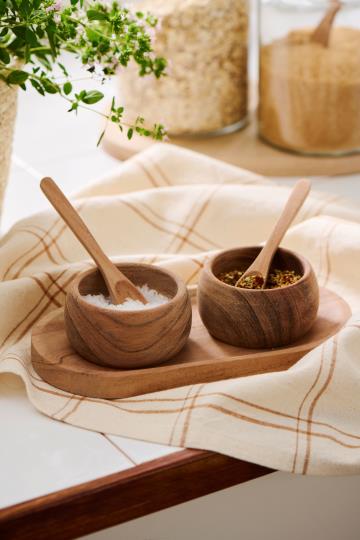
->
xmin=218 ymin=268 xmax=301 ymax=289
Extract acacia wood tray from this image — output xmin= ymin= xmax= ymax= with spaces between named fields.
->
xmin=31 ymin=287 xmax=350 ymax=399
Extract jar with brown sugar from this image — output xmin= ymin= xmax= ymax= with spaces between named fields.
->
xmin=119 ymin=0 xmax=249 ymax=137
xmin=259 ymin=0 xmax=360 ymax=155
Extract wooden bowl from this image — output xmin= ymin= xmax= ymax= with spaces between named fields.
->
xmin=198 ymin=247 xmax=319 ymax=349
xmin=65 ymin=263 xmax=192 ymax=369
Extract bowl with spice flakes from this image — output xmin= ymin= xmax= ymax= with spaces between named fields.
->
xmin=198 ymin=246 xmax=319 ymax=349
xmin=65 ymin=262 xmax=192 ymax=369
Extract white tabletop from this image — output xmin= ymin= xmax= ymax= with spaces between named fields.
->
xmin=1 ymin=63 xmax=360 ymax=515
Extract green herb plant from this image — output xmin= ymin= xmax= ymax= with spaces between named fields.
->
xmin=0 ymin=0 xmax=167 ymax=144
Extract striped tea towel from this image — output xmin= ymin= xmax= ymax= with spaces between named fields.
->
xmin=1 ymin=143 xmax=360 ymax=475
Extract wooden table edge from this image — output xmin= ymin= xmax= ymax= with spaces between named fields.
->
xmin=0 ymin=448 xmax=273 ymax=539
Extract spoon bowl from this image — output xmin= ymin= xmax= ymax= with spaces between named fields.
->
xmin=65 ymin=263 xmax=192 ymax=369
xmin=198 ymin=246 xmax=319 ymax=349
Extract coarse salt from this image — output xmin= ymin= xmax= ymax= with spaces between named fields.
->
xmin=83 ymin=284 xmax=170 ymax=312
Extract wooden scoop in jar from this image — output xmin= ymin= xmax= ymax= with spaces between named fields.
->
xmin=311 ymin=0 xmax=341 ymax=47
xmin=235 ymin=178 xmax=311 ymax=289
xmin=40 ymin=177 xmax=147 ymax=305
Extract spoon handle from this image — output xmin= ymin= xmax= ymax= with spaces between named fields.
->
xmin=40 ymin=177 xmax=146 ymax=304
xmin=311 ymin=0 xmax=341 ymax=47
xmin=248 ymin=178 xmax=311 ymax=280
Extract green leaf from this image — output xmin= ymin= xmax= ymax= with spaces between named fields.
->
xmin=25 ymin=28 xmax=39 ymax=47
xmin=67 ymin=101 xmax=78 ymax=113
xmin=30 ymin=78 xmax=45 ymax=96
xmin=63 ymin=81 xmax=72 ymax=95
xmin=0 ymin=48 xmax=10 ymax=64
xmin=127 ymin=128 xmax=133 ymax=140
xmin=46 ymin=24 xmax=57 ymax=57
xmin=7 ymin=70 xmax=29 ymax=85
xmin=12 ymin=27 xmax=26 ymax=40
xmin=8 ymin=37 xmax=24 ymax=52
xmin=81 ymin=90 xmax=104 ymax=104
xmin=87 ymin=9 xmax=107 ymax=21
xmin=41 ymin=78 xmax=59 ymax=94
xmin=96 ymin=129 xmax=105 ymax=147
xmin=85 ymin=27 xmax=99 ymax=43
xmin=58 ymin=62 xmax=69 ymax=77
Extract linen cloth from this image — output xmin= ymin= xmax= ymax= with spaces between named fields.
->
xmin=1 ymin=144 xmax=360 ymax=476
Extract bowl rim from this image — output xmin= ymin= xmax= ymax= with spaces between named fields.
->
xmin=69 ymin=262 xmax=187 ymax=315
xmin=207 ymin=246 xmax=312 ymax=293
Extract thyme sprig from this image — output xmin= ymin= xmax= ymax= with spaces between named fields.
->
xmin=0 ymin=0 xmax=167 ymax=143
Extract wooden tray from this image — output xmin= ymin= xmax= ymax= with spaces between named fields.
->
xmin=102 ymin=114 xmax=360 ymax=178
xmin=31 ymin=287 xmax=350 ymax=399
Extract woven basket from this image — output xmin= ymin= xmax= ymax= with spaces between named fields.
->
xmin=0 ymin=81 xmax=17 ymax=215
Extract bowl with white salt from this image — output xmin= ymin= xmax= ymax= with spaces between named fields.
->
xmin=64 ymin=263 xmax=192 ymax=369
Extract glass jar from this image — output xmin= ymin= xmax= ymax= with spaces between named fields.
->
xmin=119 ymin=0 xmax=249 ymax=137
xmin=259 ymin=0 xmax=360 ymax=155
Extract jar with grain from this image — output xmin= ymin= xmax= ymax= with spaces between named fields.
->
xmin=259 ymin=0 xmax=360 ymax=155
xmin=119 ymin=0 xmax=249 ymax=136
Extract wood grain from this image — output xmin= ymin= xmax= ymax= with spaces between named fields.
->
xmin=0 ymin=449 xmax=272 ymax=540
xmin=101 ymin=111 xmax=360 ymax=177
xmin=199 ymin=247 xmax=320 ymax=349
xmin=40 ymin=177 xmax=147 ymax=305
xmin=64 ymin=262 xmax=192 ymax=369
xmin=31 ymin=286 xmax=350 ymax=399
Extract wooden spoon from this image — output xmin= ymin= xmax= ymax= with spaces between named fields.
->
xmin=311 ymin=0 xmax=341 ymax=47
xmin=235 ymin=178 xmax=311 ymax=289
xmin=40 ymin=177 xmax=147 ymax=305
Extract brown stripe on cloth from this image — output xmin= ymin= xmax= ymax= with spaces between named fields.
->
xmin=28 ymin=224 xmax=72 ymax=262
xmin=60 ymin=396 xmax=85 ymax=421
xmin=144 ymin=155 xmax=172 ymax=186
xmin=1 ymin=270 xmax=73 ymax=348
xmin=51 ymin=397 xmax=75 ymax=419
xmin=291 ymin=344 xmax=326 ymax=473
xmin=134 ymin=159 xmax=159 ymax=187
xmin=44 ymin=271 xmax=68 ymax=298
xmin=8 ymin=365 xmax=360 ymax=450
xmin=135 ymin=199 xmax=222 ymax=250
xmin=164 ymin=192 xmax=208 ymax=253
xmin=180 ymin=384 xmax=205 ymax=447
xmin=101 ymin=433 xmax=138 ymax=466
xmin=8 ymin=351 xmax=360 ymax=446
xmin=11 ymin=222 xmax=68 ymax=280
xmin=6 ymin=202 xmax=85 ymax=280
xmin=2 ymin=214 xmax=64 ymax=280
xmin=113 ymin=390 xmax=360 ymax=442
xmin=302 ymin=336 xmax=339 ymax=474
xmin=169 ymin=385 xmax=195 ymax=445
xmin=322 ymin=223 xmax=338 ymax=288
xmin=119 ymin=199 xmax=207 ymax=251
xmin=175 ymin=185 xmax=222 ymax=254
xmin=32 ymin=276 xmax=63 ymax=308
xmin=15 ymin=228 xmax=60 ymax=265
